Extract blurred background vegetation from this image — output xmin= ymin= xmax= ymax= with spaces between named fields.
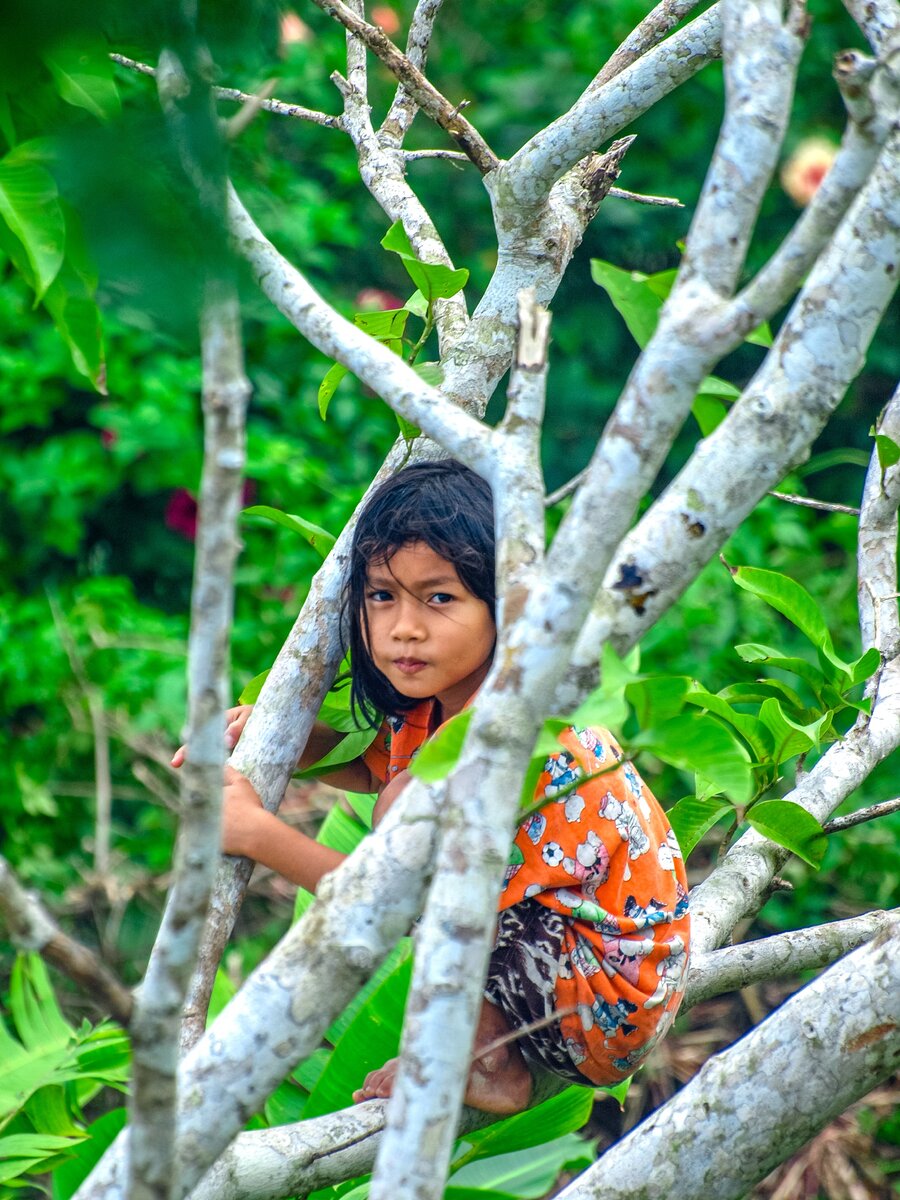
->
xmin=1 ymin=0 xmax=899 ymax=1188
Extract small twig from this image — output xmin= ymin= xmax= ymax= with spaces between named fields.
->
xmin=0 ymin=856 xmax=133 ymax=1025
xmin=472 ymin=1003 xmax=579 ymax=1064
xmin=308 ymin=0 xmax=500 ymax=173
xmin=590 ymin=0 xmax=705 ymax=91
xmin=545 ymin=468 xmax=588 ymax=507
xmin=608 ymin=186 xmax=684 ymax=207
xmin=402 ymin=148 xmax=469 ymax=162
xmin=769 ymin=490 xmax=861 ymax=516
xmin=824 ymin=796 xmax=900 ymax=834
xmin=110 ymin=53 xmax=345 ymax=129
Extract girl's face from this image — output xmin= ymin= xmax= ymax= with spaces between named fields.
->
xmin=364 ymin=541 xmax=496 ymax=722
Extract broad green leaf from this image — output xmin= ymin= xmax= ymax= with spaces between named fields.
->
xmin=353 ymin=308 xmax=409 ymax=340
xmin=264 ymin=1076 xmax=307 ymax=1127
xmin=10 ymin=956 xmax=72 ymax=1051
xmin=625 ymin=675 xmax=690 ymax=726
xmin=381 ymin=221 xmax=469 ymax=301
xmin=318 ymin=362 xmax=349 ymax=419
xmin=444 ymin=1191 xmax=519 ymax=1200
xmin=294 ymin=1047 xmax=331 ymax=1092
xmin=454 ymin=1086 xmax=593 ymax=1167
xmin=395 ymin=412 xmax=421 ymax=442
xmin=450 ymin=1133 xmax=591 ymax=1197
xmin=691 ymin=394 xmax=727 ymax=436
xmin=745 ymin=799 xmax=827 ymax=867
xmin=795 ymin=448 xmax=870 ymax=475
xmin=731 ymin=567 xmax=851 ymax=677
xmin=43 ymin=42 xmax=121 ymax=121
xmin=0 ymin=1133 xmax=84 ymax=1184
xmin=850 ymin=646 xmax=880 ymax=687
xmin=632 ymin=713 xmax=753 ymax=803
xmin=875 ymin=434 xmax=900 ymax=472
xmin=23 ymin=1086 xmax=82 ymax=1138
xmin=758 ymin=698 xmax=832 ymax=762
xmin=408 ymin=708 xmax=473 ymax=783
xmin=404 ymin=289 xmax=428 ymax=319
xmin=304 ymin=951 xmax=412 ymax=1117
xmin=0 ymin=153 xmax=65 ymax=300
xmin=590 ymin=259 xmax=661 ymax=348
xmin=718 ymin=680 xmax=807 ymax=717
xmin=294 ymin=727 xmax=377 ymax=778
xmin=566 ymin=642 xmax=638 ymax=734
xmin=344 ymin=791 xmax=377 ymax=827
xmin=684 ymin=685 xmax=773 ymax=762
xmin=665 ymin=795 xmax=733 ymax=857
xmin=696 ymin=375 xmax=740 ymax=399
xmin=42 ymin=282 xmax=105 ymax=392
xmin=238 ymin=669 xmax=269 ymax=704
xmin=732 ymin=643 xmax=827 ymax=695
xmin=207 ymin=968 xmax=236 ymax=1026
xmin=325 ymin=939 xmax=412 ymax=1045
xmin=746 ymin=321 xmax=773 ymax=348
xmin=643 ymin=267 xmax=677 ymax=300
xmin=50 ymin=1109 xmax=127 ymax=1200
xmin=413 ymin=361 xmax=443 ymax=387
xmin=243 ymin=505 xmax=336 ymax=557
xmin=292 ymin=805 xmax=371 ymax=922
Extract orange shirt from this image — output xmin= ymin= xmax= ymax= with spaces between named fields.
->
xmin=364 ymin=704 xmax=690 ymax=1084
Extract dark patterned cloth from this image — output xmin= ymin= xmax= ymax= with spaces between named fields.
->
xmin=483 ymin=901 xmax=591 ymax=1086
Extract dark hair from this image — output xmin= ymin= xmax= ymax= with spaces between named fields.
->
xmin=345 ymin=460 xmax=496 ymax=725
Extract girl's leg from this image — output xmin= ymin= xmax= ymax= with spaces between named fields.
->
xmin=351 ymin=998 xmax=532 ymax=1114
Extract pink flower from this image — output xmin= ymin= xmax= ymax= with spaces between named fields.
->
xmin=279 ymin=11 xmax=313 ymax=49
xmin=100 ymin=429 xmax=118 ymax=450
xmin=370 ymin=6 xmax=401 ymax=35
xmin=781 ymin=137 xmax=838 ymax=207
xmin=355 ymin=287 xmax=405 ymax=312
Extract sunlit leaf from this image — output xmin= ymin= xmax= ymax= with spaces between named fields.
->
xmin=408 ymin=709 xmax=473 ymax=782
xmin=450 ymin=1133 xmax=591 ymax=1197
xmin=632 ymin=713 xmax=753 ymax=803
xmin=238 ymin=669 xmax=269 ymax=705
xmin=43 ymin=41 xmax=121 ymax=122
xmin=745 ymin=799 xmax=827 ymax=867
xmin=381 ymin=221 xmax=468 ymax=301
xmin=295 ymin=728 xmax=378 ymax=779
xmin=318 ymin=362 xmax=349 ymax=420
xmin=590 ymin=259 xmax=661 ymax=348
xmin=50 ymin=1109 xmax=126 ymax=1200
xmin=243 ymin=505 xmax=336 ymax=557
xmin=453 ymin=1086 xmax=593 ymax=1166
xmin=875 ymin=434 xmax=900 ymax=472
xmin=665 ymin=795 xmax=733 ymax=857
xmin=353 ymin=307 xmax=409 ymax=340
xmin=0 ymin=151 xmax=65 ymax=300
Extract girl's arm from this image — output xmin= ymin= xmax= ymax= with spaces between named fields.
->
xmin=222 ymin=766 xmax=346 ymax=891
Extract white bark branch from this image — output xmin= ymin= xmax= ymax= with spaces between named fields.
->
xmin=842 ymin=0 xmax=900 ymax=53
xmin=380 ymin=0 xmax=445 ymax=146
xmin=858 ymin=382 xmax=900 ymax=659
xmin=683 ymin=909 xmax=898 ymax=1007
xmin=590 ymin=0 xmax=706 ymax=90
xmin=554 ymin=923 xmax=900 ymax=1200
xmin=500 ymin=6 xmax=722 ymax=207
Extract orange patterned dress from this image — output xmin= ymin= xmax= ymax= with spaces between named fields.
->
xmin=364 ymin=704 xmax=690 ymax=1086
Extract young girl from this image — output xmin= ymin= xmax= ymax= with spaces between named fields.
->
xmin=178 ymin=460 xmax=690 ymax=1114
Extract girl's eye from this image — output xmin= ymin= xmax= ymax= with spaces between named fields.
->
xmin=430 ymin=592 xmax=455 ymax=605
xmin=367 ymin=589 xmax=393 ymax=602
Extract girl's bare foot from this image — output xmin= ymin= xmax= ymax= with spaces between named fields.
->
xmin=351 ymin=1001 xmax=532 ymax=1115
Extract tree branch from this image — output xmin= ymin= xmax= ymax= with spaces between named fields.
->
xmin=380 ymin=0 xmax=446 ymax=147
xmin=109 ymin=53 xmax=345 ymax=128
xmin=308 ymin=0 xmax=500 ymax=173
xmin=858 ymin=383 xmax=900 ymax=659
xmin=590 ymin=0 xmax=706 ymax=90
xmin=0 ymin=856 xmax=133 ymax=1026
xmin=842 ymin=0 xmax=900 ymax=54
xmin=555 ymin=923 xmax=900 ymax=1200
xmin=683 ymin=909 xmax=897 ymax=1007
xmin=824 ymin=795 xmax=900 ymax=833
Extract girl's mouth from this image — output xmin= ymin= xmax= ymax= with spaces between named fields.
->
xmin=393 ymin=658 xmax=428 ymax=674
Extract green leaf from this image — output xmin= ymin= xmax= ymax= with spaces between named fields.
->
xmin=412 ymin=361 xmax=443 ymax=387
xmin=696 ymin=375 xmax=740 ymax=399
xmin=691 ymin=394 xmax=727 ymax=436
xmin=632 ymin=713 xmax=753 ymax=803
xmin=625 ymin=675 xmax=690 ymax=726
xmin=665 ymin=795 xmax=733 ymax=857
xmin=454 ymin=1087 xmax=593 ymax=1167
xmin=381 ymin=221 xmax=469 ymax=301
xmin=590 ymin=259 xmax=661 ymax=348
xmin=0 ymin=1133 xmax=84 ymax=1184
xmin=0 ymin=152 xmax=65 ymax=301
xmin=731 ymin=567 xmax=851 ymax=678
xmin=294 ymin=727 xmax=377 ymax=778
xmin=264 ymin=1076 xmax=308 ymax=1127
xmin=394 ymin=412 xmax=421 ymax=442
xmin=450 ymin=1133 xmax=590 ymax=1197
xmin=408 ymin=709 xmax=474 ymax=783
xmin=746 ymin=321 xmax=773 ymax=348
xmin=43 ymin=41 xmax=121 ymax=122
xmin=732 ymin=644 xmax=827 ymax=695
xmin=566 ymin=642 xmax=639 ymax=734
xmin=318 ymin=362 xmax=350 ymax=420
xmin=684 ymin=685 xmax=773 ymax=763
xmin=850 ymin=646 xmax=880 ymax=687
xmin=238 ymin=669 xmax=269 ymax=704
xmin=875 ymin=434 xmax=900 ymax=472
xmin=745 ymin=799 xmax=827 ymax=867
xmin=51 ymin=1109 xmax=127 ymax=1200
xmin=404 ymin=289 xmax=428 ymax=319
xmin=304 ymin=950 xmax=412 ymax=1117
xmin=243 ymin=505 xmax=336 ymax=558
xmin=42 ymin=272 xmax=105 ymax=392
xmin=757 ymin=698 xmax=832 ymax=763
xmin=292 ymin=805 xmax=371 ymax=922
xmin=353 ymin=308 xmax=409 ymax=340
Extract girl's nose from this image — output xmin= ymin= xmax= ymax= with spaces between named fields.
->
xmin=391 ymin=598 xmax=424 ymax=640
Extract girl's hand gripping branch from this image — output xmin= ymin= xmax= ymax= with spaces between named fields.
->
xmin=170 ymin=704 xmax=253 ymax=768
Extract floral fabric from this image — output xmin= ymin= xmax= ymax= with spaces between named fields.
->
xmin=363 ymin=704 xmax=690 ymax=1086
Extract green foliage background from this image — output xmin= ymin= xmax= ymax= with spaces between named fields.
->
xmin=2 ymin=6 xmax=899 ymax=1186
